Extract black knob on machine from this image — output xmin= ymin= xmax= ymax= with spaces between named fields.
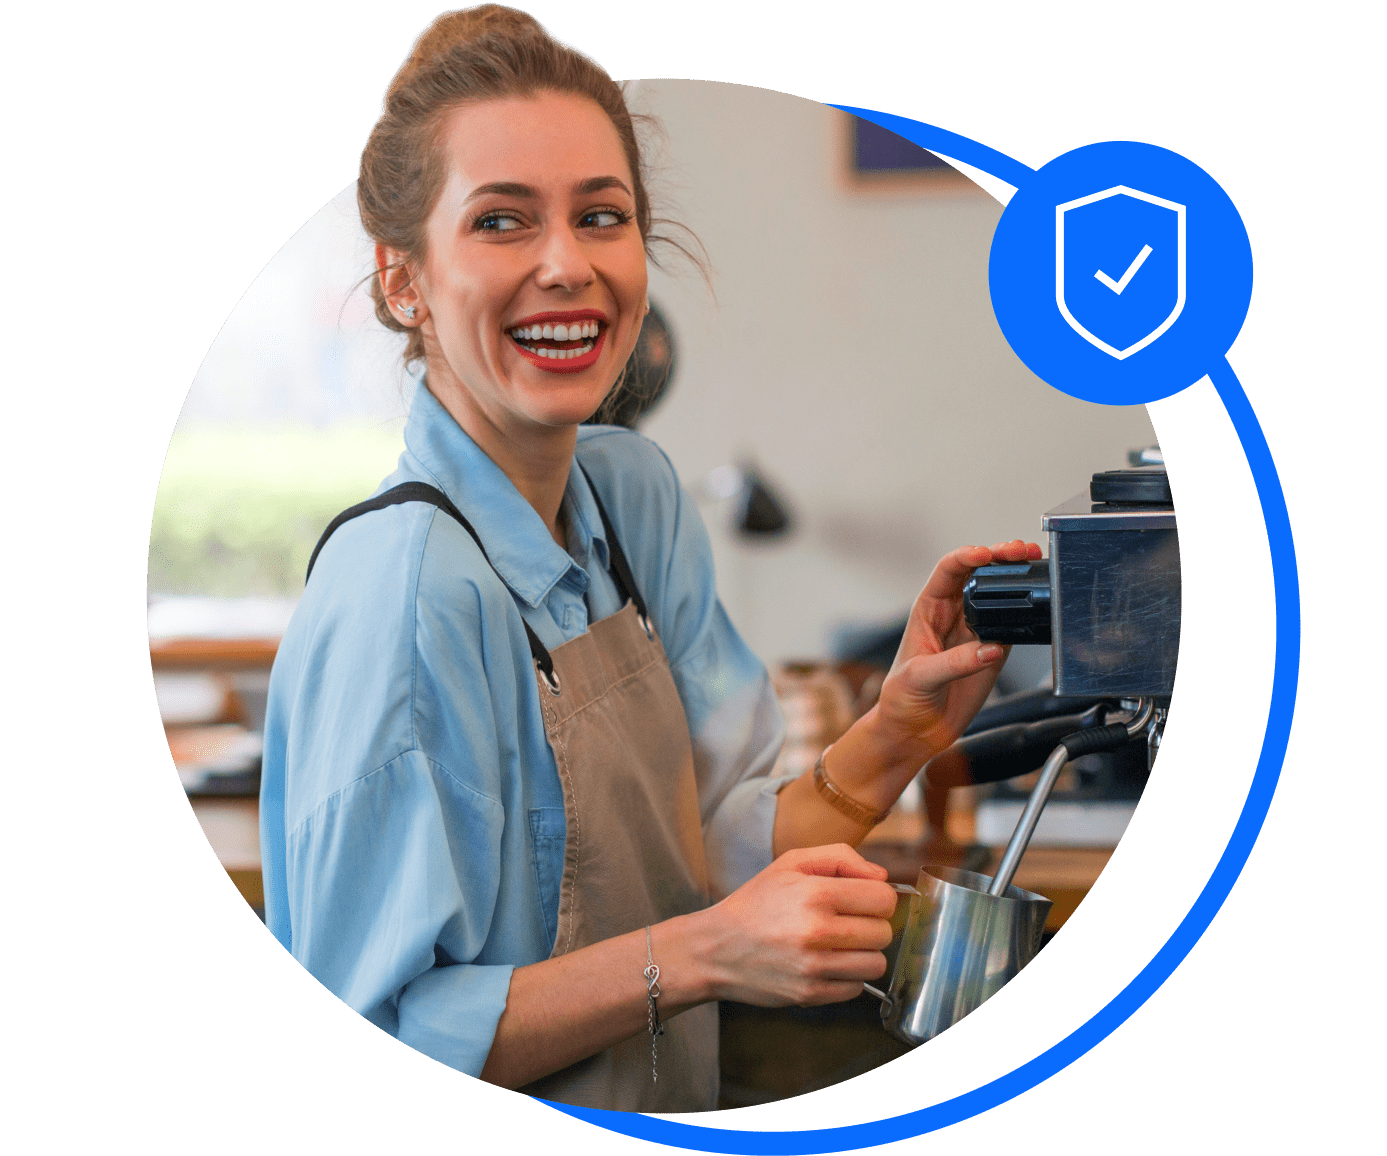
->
xmin=962 ymin=561 xmax=1053 ymax=645
xmin=1089 ymin=467 xmax=1172 ymax=505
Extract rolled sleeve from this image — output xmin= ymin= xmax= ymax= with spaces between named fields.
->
xmin=395 ymin=963 xmax=515 ymax=1076
xmin=285 ymin=750 xmax=515 ymax=1077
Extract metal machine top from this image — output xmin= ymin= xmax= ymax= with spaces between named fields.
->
xmin=1041 ymin=491 xmax=1177 ymax=533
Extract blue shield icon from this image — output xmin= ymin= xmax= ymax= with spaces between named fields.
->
xmin=1056 ymin=186 xmax=1185 ymax=360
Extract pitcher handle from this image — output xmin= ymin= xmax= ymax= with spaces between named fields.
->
xmin=865 ymin=882 xmax=920 ymax=1006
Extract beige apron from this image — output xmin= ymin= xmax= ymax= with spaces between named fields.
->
xmin=306 ymin=476 xmax=718 ymax=1112
xmin=519 ymin=598 xmax=718 ymax=1111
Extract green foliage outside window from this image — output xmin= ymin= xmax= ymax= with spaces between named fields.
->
xmin=149 ymin=424 xmax=405 ymax=596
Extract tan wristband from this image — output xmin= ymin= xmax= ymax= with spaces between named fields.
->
xmin=811 ymin=747 xmax=892 ymax=828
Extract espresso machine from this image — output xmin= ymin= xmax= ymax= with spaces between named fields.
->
xmin=959 ymin=464 xmax=1177 ymax=777
xmin=863 ymin=465 xmax=1179 ymax=1047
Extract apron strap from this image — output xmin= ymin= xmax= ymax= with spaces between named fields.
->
xmin=305 ymin=482 xmax=558 ymax=684
xmin=575 ymin=464 xmax=653 ymax=634
xmin=304 ymin=473 xmax=657 ymax=682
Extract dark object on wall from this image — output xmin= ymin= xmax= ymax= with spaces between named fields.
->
xmin=852 ymin=117 xmax=954 ymax=174
xmin=698 ymin=461 xmax=796 ymax=541
xmin=843 ymin=114 xmax=976 ymax=193
xmin=585 ymin=300 xmax=677 ymax=429
xmin=735 ymin=463 xmax=793 ymax=537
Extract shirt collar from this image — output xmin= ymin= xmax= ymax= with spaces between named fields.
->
xmin=402 ymin=383 xmax=609 ymax=608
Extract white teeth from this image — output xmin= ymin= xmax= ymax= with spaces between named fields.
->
xmin=510 ymin=321 xmax=603 ymax=341
xmin=508 ymin=320 xmax=601 ymax=359
xmin=521 ymin=341 xmax=593 ymax=360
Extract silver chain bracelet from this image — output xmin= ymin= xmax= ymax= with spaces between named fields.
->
xmin=643 ymin=924 xmax=664 ymax=1084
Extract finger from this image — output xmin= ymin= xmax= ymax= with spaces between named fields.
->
xmin=920 ymin=544 xmax=994 ymax=602
xmin=898 ymin=640 xmax=1005 ymax=695
xmin=780 ymin=843 xmax=889 ymax=881
xmin=988 ymin=539 xmax=1043 ymax=562
xmin=806 ymin=948 xmax=893 ymax=983
xmin=811 ymin=877 xmax=900 ymax=918
xmin=810 ymin=913 xmax=895 ymax=951
xmin=798 ymin=979 xmax=874 ymax=1006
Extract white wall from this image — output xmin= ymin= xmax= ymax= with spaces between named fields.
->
xmin=631 ymin=82 xmax=1156 ymax=663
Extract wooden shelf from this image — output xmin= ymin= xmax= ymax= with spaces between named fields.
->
xmin=150 ymin=638 xmax=278 ymax=671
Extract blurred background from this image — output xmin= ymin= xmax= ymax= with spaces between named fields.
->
xmin=151 ymin=83 xmax=1155 ymax=647
xmin=150 ymin=82 xmax=1160 ymax=1104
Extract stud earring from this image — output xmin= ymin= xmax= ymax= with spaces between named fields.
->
xmin=402 ymin=305 xmax=417 ymax=320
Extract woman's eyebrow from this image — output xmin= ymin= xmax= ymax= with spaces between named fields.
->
xmin=574 ymin=176 xmax=631 ymax=196
xmin=465 ymin=176 xmax=632 ymax=202
xmin=466 ymin=180 xmax=537 ymax=201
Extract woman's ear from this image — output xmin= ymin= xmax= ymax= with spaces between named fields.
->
xmin=376 ymin=243 xmax=426 ymax=325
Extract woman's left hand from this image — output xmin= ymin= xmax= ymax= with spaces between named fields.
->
xmin=772 ymin=539 xmax=1041 ymax=856
xmin=870 ymin=539 xmax=1041 ymax=771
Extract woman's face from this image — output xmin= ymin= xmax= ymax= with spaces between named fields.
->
xmin=406 ymin=92 xmax=649 ymax=436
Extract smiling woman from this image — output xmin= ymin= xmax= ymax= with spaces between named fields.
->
xmin=259 ymin=4 xmax=1040 ymax=1114
xmin=377 ymin=92 xmax=651 ymax=511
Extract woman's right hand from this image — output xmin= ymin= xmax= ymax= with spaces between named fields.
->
xmin=481 ymin=844 xmax=896 ymax=1088
xmin=688 ymin=844 xmax=898 ymax=1007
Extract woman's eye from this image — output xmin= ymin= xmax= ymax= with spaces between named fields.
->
xmin=581 ymin=209 xmax=626 ymax=229
xmin=475 ymin=213 xmax=523 ymax=233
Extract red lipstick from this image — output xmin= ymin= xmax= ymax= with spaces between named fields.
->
xmin=507 ymin=309 xmax=609 ymax=374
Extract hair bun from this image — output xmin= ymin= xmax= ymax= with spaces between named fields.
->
xmin=360 ymin=4 xmax=699 ymax=370
xmin=390 ymin=5 xmax=545 ymax=95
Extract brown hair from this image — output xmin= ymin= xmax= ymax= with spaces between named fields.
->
xmin=359 ymin=5 xmax=702 ymax=378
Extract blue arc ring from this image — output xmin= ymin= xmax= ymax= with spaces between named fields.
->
xmin=544 ymin=110 xmax=1301 ymax=1153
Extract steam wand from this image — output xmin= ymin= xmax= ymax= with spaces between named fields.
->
xmin=986 ymin=698 xmax=1156 ymax=898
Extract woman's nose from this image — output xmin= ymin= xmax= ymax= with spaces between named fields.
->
xmin=535 ymin=225 xmax=596 ymax=293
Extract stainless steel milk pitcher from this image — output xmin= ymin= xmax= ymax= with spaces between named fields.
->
xmin=864 ymin=866 xmax=1052 ymax=1046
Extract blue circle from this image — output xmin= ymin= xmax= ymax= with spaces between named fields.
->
xmin=989 ymin=141 xmax=1253 ymax=404
xmin=538 ymin=116 xmax=1297 ymax=1151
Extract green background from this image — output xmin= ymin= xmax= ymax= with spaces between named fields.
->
xmin=16 ymin=0 xmax=1370 ymax=1149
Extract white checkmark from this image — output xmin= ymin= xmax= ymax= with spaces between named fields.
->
xmin=1094 ymin=244 xmax=1153 ymax=294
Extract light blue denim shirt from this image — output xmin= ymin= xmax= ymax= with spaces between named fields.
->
xmin=260 ymin=384 xmax=789 ymax=1077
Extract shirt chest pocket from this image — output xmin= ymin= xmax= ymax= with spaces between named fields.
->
xmin=527 ymin=807 xmax=566 ymax=949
